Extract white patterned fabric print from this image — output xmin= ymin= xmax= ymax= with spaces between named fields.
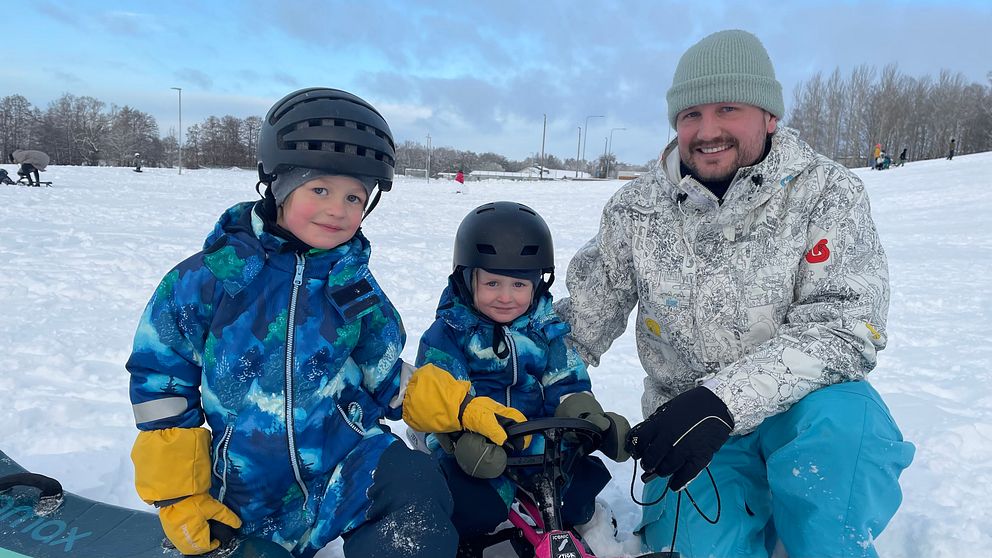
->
xmin=555 ymin=127 xmax=889 ymax=434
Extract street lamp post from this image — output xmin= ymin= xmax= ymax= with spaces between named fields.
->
xmin=426 ymin=133 xmax=432 ymax=182
xmin=581 ymin=115 xmax=604 ymax=174
xmin=540 ymin=114 xmax=547 ymax=180
xmin=607 ymin=127 xmax=626 ymax=179
xmin=574 ymin=127 xmax=581 ymax=178
xmin=171 ymin=87 xmax=182 ymax=174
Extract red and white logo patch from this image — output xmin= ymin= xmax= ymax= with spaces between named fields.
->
xmin=805 ymin=238 xmax=830 ymax=264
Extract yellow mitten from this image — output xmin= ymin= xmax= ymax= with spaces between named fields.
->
xmin=403 ymin=364 xmax=530 ymax=448
xmin=132 ymin=427 xmax=242 ymax=555
xmin=461 ymin=395 xmax=530 ymax=448
xmin=159 ymin=493 xmax=242 ymax=555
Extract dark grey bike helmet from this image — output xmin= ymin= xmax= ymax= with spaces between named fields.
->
xmin=452 ymin=201 xmax=555 ymax=302
xmin=257 ymin=87 xmax=395 ymax=197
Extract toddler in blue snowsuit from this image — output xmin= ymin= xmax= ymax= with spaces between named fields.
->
xmin=127 ymin=88 xmax=456 ymax=558
xmin=402 ymin=202 xmax=631 ymax=554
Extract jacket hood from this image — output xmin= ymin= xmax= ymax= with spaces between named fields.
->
xmin=201 ymin=201 xmax=371 ymax=296
xmin=203 ymin=201 xmax=369 ymax=257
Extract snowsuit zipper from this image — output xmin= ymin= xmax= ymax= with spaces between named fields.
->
xmin=503 ymin=325 xmax=518 ymax=407
xmin=285 ymin=253 xmax=309 ymax=508
xmin=213 ymin=423 xmax=234 ymax=503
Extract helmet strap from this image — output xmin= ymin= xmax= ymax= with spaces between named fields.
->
xmin=362 ymin=187 xmax=383 ymax=221
xmin=254 ymin=179 xmax=269 ymax=198
xmin=534 ymin=270 xmax=555 ymax=301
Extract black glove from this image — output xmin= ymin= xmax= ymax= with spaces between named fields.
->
xmin=625 ymin=386 xmax=734 ymax=491
xmin=555 ymin=393 xmax=631 ymax=462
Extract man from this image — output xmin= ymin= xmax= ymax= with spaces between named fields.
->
xmin=555 ymin=30 xmax=914 ymax=557
xmin=948 ymin=138 xmax=956 ymax=160
xmin=10 ymin=149 xmax=50 ymax=186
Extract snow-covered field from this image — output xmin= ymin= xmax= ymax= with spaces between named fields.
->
xmin=1 ymin=152 xmax=990 ymax=557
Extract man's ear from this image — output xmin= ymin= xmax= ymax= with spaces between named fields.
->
xmin=766 ymin=112 xmax=778 ymax=134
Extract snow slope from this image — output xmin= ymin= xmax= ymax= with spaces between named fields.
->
xmin=1 ymin=152 xmax=990 ymax=557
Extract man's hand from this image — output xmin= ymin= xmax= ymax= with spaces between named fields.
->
xmin=625 ymin=386 xmax=734 ymax=491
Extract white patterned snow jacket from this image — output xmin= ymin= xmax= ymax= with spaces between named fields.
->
xmin=555 ymin=127 xmax=889 ymax=435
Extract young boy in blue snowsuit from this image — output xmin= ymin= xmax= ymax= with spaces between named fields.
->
xmin=402 ymin=202 xmax=631 ymax=556
xmin=126 ymin=88 xmax=457 ymax=558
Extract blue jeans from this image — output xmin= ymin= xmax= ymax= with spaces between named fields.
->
xmin=637 ymin=381 xmax=914 ymax=558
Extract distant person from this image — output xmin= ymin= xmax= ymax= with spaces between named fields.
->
xmin=948 ymin=138 xmax=956 ymax=160
xmin=10 ymin=149 xmax=49 ymax=186
xmin=898 ymin=148 xmax=907 ymax=167
xmin=878 ymin=150 xmax=891 ymax=170
xmin=556 ymin=29 xmax=914 ymax=557
xmin=873 ymin=143 xmax=882 ymax=169
xmin=127 ymin=87 xmax=457 ymax=558
xmin=134 ymin=152 xmax=143 ymax=172
xmin=0 ymin=168 xmax=15 ymax=185
xmin=455 ymin=169 xmax=465 ymax=184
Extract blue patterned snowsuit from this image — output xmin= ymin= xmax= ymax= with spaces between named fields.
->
xmin=128 ymin=201 xmax=430 ymax=556
xmin=416 ymin=280 xmax=608 ymax=535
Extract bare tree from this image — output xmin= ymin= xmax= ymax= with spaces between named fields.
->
xmin=788 ymin=64 xmax=992 ymax=165
xmin=242 ymin=116 xmax=263 ymax=167
xmin=104 ymin=105 xmax=159 ymax=166
xmin=0 ymin=95 xmax=41 ymax=161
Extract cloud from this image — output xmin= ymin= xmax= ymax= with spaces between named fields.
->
xmin=47 ymin=69 xmax=84 ymax=85
xmin=99 ymin=11 xmax=148 ymax=37
xmin=174 ymin=68 xmax=214 ymax=90
xmin=35 ymin=0 xmax=81 ymax=27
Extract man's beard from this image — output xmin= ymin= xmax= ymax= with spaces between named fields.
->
xmin=681 ymin=133 xmax=769 ymax=183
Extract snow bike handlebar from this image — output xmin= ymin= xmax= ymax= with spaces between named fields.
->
xmin=503 ymin=417 xmax=604 ymax=467
xmin=503 ymin=417 xmax=604 ymax=440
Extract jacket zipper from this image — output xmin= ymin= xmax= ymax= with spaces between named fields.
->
xmin=284 ymin=253 xmax=309 ymax=508
xmin=213 ymin=423 xmax=234 ymax=503
xmin=503 ymin=325 xmax=518 ymax=407
xmin=337 ymin=403 xmax=367 ymax=436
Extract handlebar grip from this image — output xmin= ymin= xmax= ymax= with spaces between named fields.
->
xmin=208 ymin=520 xmax=238 ymax=547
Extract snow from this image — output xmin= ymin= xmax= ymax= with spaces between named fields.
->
xmin=1 ymin=152 xmax=990 ymax=557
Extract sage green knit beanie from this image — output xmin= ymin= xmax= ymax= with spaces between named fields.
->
xmin=666 ymin=29 xmax=784 ymax=128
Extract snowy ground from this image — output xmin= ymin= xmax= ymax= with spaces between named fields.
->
xmin=1 ymin=153 xmax=990 ymax=557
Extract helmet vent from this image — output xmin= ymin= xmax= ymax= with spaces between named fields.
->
xmin=518 ymin=206 xmax=537 ymax=216
xmin=476 ymin=244 xmax=497 ymax=255
xmin=520 ymin=245 xmax=539 ymax=256
xmin=279 ymin=118 xmax=395 ymax=160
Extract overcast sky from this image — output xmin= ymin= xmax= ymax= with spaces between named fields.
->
xmin=6 ymin=0 xmax=990 ymax=165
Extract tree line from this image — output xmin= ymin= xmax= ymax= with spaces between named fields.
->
xmin=0 ymin=92 xmax=636 ymax=175
xmin=786 ymin=65 xmax=991 ymax=165
xmin=1 ymin=93 xmax=164 ymax=167
xmin=4 ymin=65 xmax=989 ymax=173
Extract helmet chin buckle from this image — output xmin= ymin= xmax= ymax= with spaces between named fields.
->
xmin=257 ymin=162 xmax=277 ymax=185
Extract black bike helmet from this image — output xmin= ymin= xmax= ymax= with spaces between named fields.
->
xmin=452 ymin=201 xmax=555 ymax=301
xmin=257 ymin=87 xmax=395 ymax=196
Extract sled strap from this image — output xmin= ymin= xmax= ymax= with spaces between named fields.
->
xmin=0 ymin=472 xmax=64 ymax=500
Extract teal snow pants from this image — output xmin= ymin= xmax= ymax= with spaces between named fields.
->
xmin=636 ymin=381 xmax=914 ymax=558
